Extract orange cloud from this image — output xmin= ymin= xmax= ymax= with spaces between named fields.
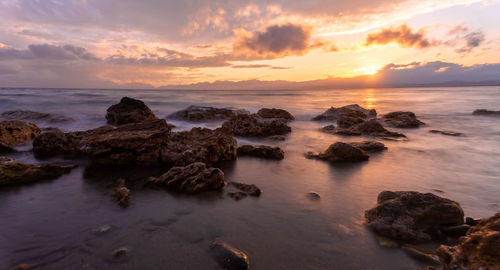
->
xmin=365 ymin=24 xmax=432 ymax=49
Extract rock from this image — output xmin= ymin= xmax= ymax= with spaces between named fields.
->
xmin=337 ymin=115 xmax=365 ymax=128
xmin=112 ymin=178 xmax=130 ymax=207
xmin=267 ymin=135 xmax=286 ymax=141
xmin=349 ymin=141 xmax=387 ymax=152
xmin=11 ymin=264 xmax=33 ymax=270
xmin=111 ymin=247 xmax=132 ymax=262
xmin=320 ymin=120 xmax=405 ymax=138
xmin=167 ymin=106 xmax=247 ymax=122
xmin=441 ymin=224 xmax=471 ymax=237
xmin=92 ymin=224 xmax=112 ymax=235
xmin=465 ymin=217 xmax=481 ymax=226
xmin=148 ymin=162 xmax=225 ymax=193
xmin=429 ymin=130 xmax=463 ymax=137
xmin=222 ymin=114 xmax=291 ymax=137
xmin=365 ymin=191 xmax=465 ymax=241
xmin=305 ymin=192 xmax=321 ymax=200
xmin=0 ymin=120 xmax=41 ymax=147
xmin=106 ymin=97 xmax=157 ymax=125
xmin=419 ymin=266 xmax=438 ymax=270
xmin=312 ymin=104 xmax=377 ymax=121
xmin=0 ymin=141 xmax=15 ymax=153
xmin=257 ymin=108 xmax=294 ymax=121
xmin=237 ymin=145 xmax=284 ymax=160
xmin=1 ymin=110 xmax=73 ymax=123
xmin=437 ymin=212 xmax=500 ymax=270
xmin=230 ymin=182 xmax=262 ymax=196
xmin=228 ymin=191 xmax=248 ymax=201
xmin=401 ymin=244 xmax=440 ymax=265
xmin=34 ymin=120 xmax=236 ymax=166
xmin=210 ymin=241 xmax=249 ymax=270
xmin=306 ymin=142 xmax=369 ymax=163
xmin=472 ymin=109 xmax=500 ymax=116
xmin=383 ymin=111 xmax=424 ymax=128
xmin=0 ymin=157 xmax=75 ymax=186
xmin=376 ymin=236 xmax=398 ymax=248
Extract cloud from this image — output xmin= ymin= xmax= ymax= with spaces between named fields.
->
xmin=365 ymin=24 xmax=432 ymax=49
xmin=233 ymin=23 xmax=312 ymax=57
xmin=0 ymin=44 xmax=99 ymax=61
xmin=231 ymin=64 xmax=270 ymax=68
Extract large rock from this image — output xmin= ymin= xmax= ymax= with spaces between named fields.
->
xmin=306 ymin=142 xmax=369 ymax=162
xmin=105 ymin=97 xmax=158 ymax=125
xmin=365 ymin=191 xmax=465 ymax=241
xmin=34 ymin=119 xmax=236 ymax=166
xmin=320 ymin=119 xmax=405 ymax=138
xmin=167 ymin=106 xmax=247 ymax=122
xmin=383 ymin=111 xmax=424 ymax=128
xmin=437 ymin=212 xmax=500 ymax=270
xmin=222 ymin=114 xmax=291 ymax=137
xmin=349 ymin=141 xmax=387 ymax=152
xmin=257 ymin=108 xmax=294 ymax=121
xmin=0 ymin=156 xmax=74 ymax=186
xmin=0 ymin=120 xmax=41 ymax=147
xmin=210 ymin=241 xmax=249 ymax=270
xmin=237 ymin=145 xmax=284 ymax=160
xmin=148 ymin=162 xmax=225 ymax=193
xmin=1 ymin=110 xmax=73 ymax=123
xmin=312 ymin=104 xmax=376 ymax=121
xmin=472 ymin=109 xmax=500 ymax=116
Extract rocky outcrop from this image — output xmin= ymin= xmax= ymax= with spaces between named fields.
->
xmin=237 ymin=145 xmax=284 ymax=160
xmin=337 ymin=115 xmax=365 ymax=128
xmin=112 ymin=178 xmax=130 ymax=207
xmin=365 ymin=191 xmax=465 ymax=241
xmin=105 ymin=97 xmax=158 ymax=125
xmin=33 ymin=120 xmax=236 ymax=166
xmin=222 ymin=114 xmax=291 ymax=137
xmin=429 ymin=130 xmax=463 ymax=137
xmin=437 ymin=213 xmax=500 ymax=270
xmin=1 ymin=110 xmax=73 ymax=123
xmin=321 ymin=119 xmax=406 ymax=138
xmin=0 ymin=120 xmax=41 ymax=149
xmin=148 ymin=162 xmax=225 ymax=193
xmin=167 ymin=106 xmax=247 ymax=122
xmin=0 ymin=156 xmax=75 ymax=186
xmin=305 ymin=142 xmax=369 ymax=162
xmin=383 ymin=111 xmax=424 ymax=128
xmin=257 ymin=108 xmax=294 ymax=121
xmin=312 ymin=104 xmax=376 ymax=121
xmin=211 ymin=241 xmax=249 ymax=270
xmin=349 ymin=141 xmax=387 ymax=152
xmin=230 ymin=182 xmax=262 ymax=196
xmin=472 ymin=109 xmax=500 ymax=116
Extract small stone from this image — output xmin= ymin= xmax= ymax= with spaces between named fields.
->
xmin=92 ymin=224 xmax=112 ymax=235
xmin=211 ymin=241 xmax=249 ymax=270
xmin=237 ymin=145 xmax=284 ymax=160
xmin=111 ymin=247 xmax=131 ymax=262
xmin=305 ymin=192 xmax=321 ymax=200
xmin=230 ymin=182 xmax=262 ymax=196
xmin=429 ymin=130 xmax=463 ymax=136
xmin=228 ymin=191 xmax=247 ymax=201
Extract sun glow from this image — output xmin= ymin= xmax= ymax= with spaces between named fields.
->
xmin=353 ymin=66 xmax=381 ymax=76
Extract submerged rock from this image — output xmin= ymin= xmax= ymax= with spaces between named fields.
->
xmin=106 ymin=97 xmax=158 ymax=125
xmin=230 ymin=182 xmax=262 ymax=196
xmin=211 ymin=241 xmax=249 ymax=270
xmin=148 ymin=162 xmax=225 ymax=193
xmin=306 ymin=142 xmax=369 ymax=163
xmin=365 ymin=191 xmax=464 ymax=241
xmin=237 ymin=145 xmax=284 ymax=160
xmin=268 ymin=135 xmax=286 ymax=141
xmin=337 ymin=115 xmax=365 ymax=128
xmin=1 ymin=110 xmax=73 ymax=123
xmin=437 ymin=212 xmax=500 ymax=270
xmin=312 ymin=104 xmax=377 ymax=121
xmin=472 ymin=109 xmax=500 ymax=116
xmin=401 ymin=244 xmax=440 ymax=265
xmin=222 ymin=114 xmax=291 ymax=137
xmin=110 ymin=246 xmax=132 ymax=262
xmin=305 ymin=192 xmax=321 ymax=200
xmin=349 ymin=141 xmax=387 ymax=152
xmin=383 ymin=111 xmax=424 ymax=128
xmin=320 ymin=119 xmax=405 ymax=138
xmin=0 ymin=120 xmax=41 ymax=147
xmin=112 ymin=178 xmax=130 ymax=207
xmin=429 ymin=130 xmax=463 ymax=137
xmin=0 ymin=157 xmax=75 ymax=186
xmin=228 ymin=191 xmax=248 ymax=200
xmin=167 ymin=106 xmax=247 ymax=122
xmin=257 ymin=108 xmax=294 ymax=121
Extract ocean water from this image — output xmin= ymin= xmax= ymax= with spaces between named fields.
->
xmin=0 ymin=87 xmax=499 ymax=269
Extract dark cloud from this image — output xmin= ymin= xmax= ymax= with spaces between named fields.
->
xmin=365 ymin=24 xmax=432 ymax=49
xmin=457 ymin=31 xmax=485 ymax=53
xmin=233 ymin=24 xmax=311 ymax=57
xmin=0 ymin=44 xmax=99 ymax=61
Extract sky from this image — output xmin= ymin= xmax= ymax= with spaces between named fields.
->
xmin=0 ymin=0 xmax=499 ymax=89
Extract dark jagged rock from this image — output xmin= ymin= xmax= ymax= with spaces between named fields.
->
xmin=465 ymin=217 xmax=481 ymax=226
xmin=320 ymin=119 xmax=405 ymax=138
xmin=148 ymin=162 xmax=225 ymax=193
xmin=0 ymin=156 xmax=75 ymax=186
xmin=106 ymin=97 xmax=158 ymax=125
xmin=230 ymin=182 xmax=262 ymax=196
xmin=211 ymin=241 xmax=249 ymax=270
xmin=337 ymin=115 xmax=365 ymax=128
xmin=437 ymin=213 xmax=500 ymax=270
xmin=383 ymin=111 xmax=424 ymax=128
xmin=228 ymin=191 xmax=247 ymax=200
xmin=305 ymin=192 xmax=321 ymax=200
xmin=312 ymin=104 xmax=376 ymax=121
xmin=237 ymin=145 xmax=284 ymax=160
xmin=112 ymin=178 xmax=130 ymax=207
xmin=0 ymin=141 xmax=15 ymax=153
xmin=349 ymin=141 xmax=387 ymax=152
xmin=305 ymin=142 xmax=369 ymax=162
xmin=167 ymin=106 xmax=247 ymax=122
xmin=1 ymin=110 xmax=73 ymax=123
xmin=365 ymin=191 xmax=464 ymax=241
xmin=320 ymin=125 xmax=361 ymax=136
xmin=472 ymin=109 xmax=500 ymax=116
xmin=33 ymin=120 xmax=236 ymax=166
xmin=222 ymin=114 xmax=291 ymax=137
xmin=257 ymin=108 xmax=294 ymax=121
xmin=0 ymin=120 xmax=41 ymax=147
xmin=429 ymin=130 xmax=463 ymax=137
xmin=401 ymin=244 xmax=441 ymax=265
